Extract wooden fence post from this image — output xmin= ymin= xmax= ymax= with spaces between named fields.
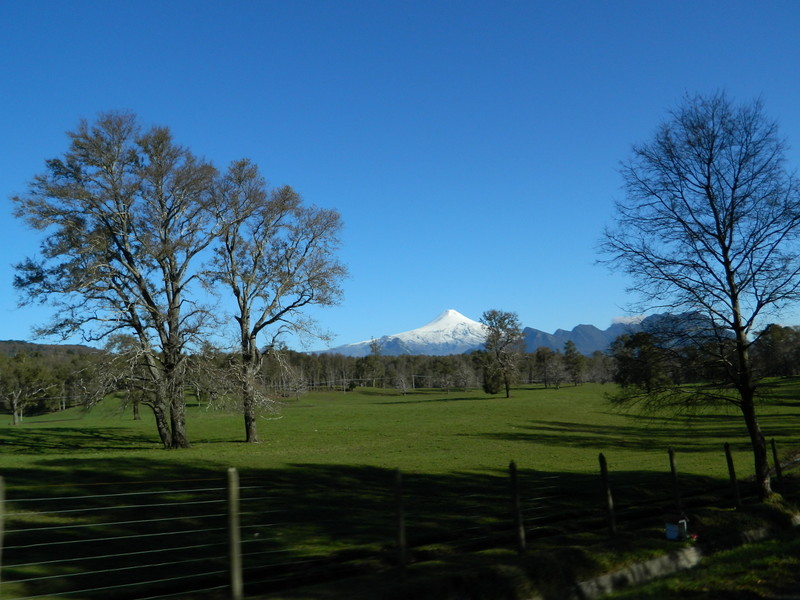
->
xmin=394 ymin=469 xmax=407 ymax=578
xmin=509 ymin=461 xmax=526 ymax=555
xmin=228 ymin=468 xmax=243 ymax=600
xmin=724 ymin=443 xmax=741 ymax=509
xmin=771 ymin=438 xmax=783 ymax=485
xmin=668 ymin=447 xmax=682 ymax=510
xmin=599 ymin=453 xmax=616 ymax=536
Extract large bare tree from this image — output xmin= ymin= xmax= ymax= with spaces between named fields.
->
xmin=209 ymin=159 xmax=346 ymax=442
xmin=13 ymin=112 xmax=218 ymax=448
xmin=601 ymin=92 xmax=800 ymax=499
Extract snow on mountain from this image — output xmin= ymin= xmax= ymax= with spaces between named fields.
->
xmin=316 ymin=309 xmax=708 ymax=357
xmin=317 ymin=309 xmax=487 ymax=357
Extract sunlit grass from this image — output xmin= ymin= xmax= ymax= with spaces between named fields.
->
xmin=2 ymin=381 xmax=799 ymax=480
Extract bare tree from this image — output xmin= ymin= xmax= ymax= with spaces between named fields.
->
xmin=185 ymin=342 xmax=230 ymax=409
xmin=209 ymin=159 xmax=346 ymax=442
xmin=0 ymin=353 xmax=52 ymax=425
xmin=586 ymin=350 xmax=615 ymax=384
xmin=13 ymin=112 xmax=218 ymax=448
xmin=601 ymin=92 xmax=800 ymax=499
xmin=481 ymin=309 xmax=524 ymax=398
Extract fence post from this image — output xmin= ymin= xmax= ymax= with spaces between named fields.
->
xmin=228 ymin=468 xmax=243 ymax=600
xmin=599 ymin=453 xmax=616 ymax=536
xmin=394 ymin=469 xmax=407 ymax=579
xmin=724 ymin=443 xmax=741 ymax=509
xmin=668 ymin=447 xmax=682 ymax=510
xmin=771 ymin=438 xmax=783 ymax=485
xmin=509 ymin=461 xmax=526 ymax=555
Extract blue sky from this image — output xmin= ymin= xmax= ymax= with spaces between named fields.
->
xmin=3 ymin=1 xmax=800 ymax=349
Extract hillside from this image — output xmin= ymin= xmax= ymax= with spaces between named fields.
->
xmin=522 ymin=322 xmax=631 ymax=355
xmin=0 ymin=340 xmax=100 ymax=356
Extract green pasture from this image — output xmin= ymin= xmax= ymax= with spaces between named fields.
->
xmin=2 ymin=381 xmax=799 ymax=599
xmin=2 ymin=381 xmax=798 ymax=483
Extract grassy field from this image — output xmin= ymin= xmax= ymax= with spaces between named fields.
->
xmin=2 ymin=381 xmax=800 ymax=599
xmin=4 ymin=381 xmax=798 ymax=479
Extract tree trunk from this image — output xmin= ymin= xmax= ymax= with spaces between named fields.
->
xmin=142 ymin=351 xmax=183 ymax=447
xmin=169 ymin=393 xmax=190 ymax=449
xmin=243 ymin=395 xmax=260 ymax=443
xmin=151 ymin=402 xmax=172 ymax=448
xmin=11 ymin=392 xmax=23 ymax=425
xmin=161 ymin=351 xmax=190 ymax=449
xmin=241 ymin=344 xmax=260 ymax=443
xmin=133 ymin=400 xmax=141 ymax=421
xmin=731 ymin=298 xmax=772 ymax=500
xmin=740 ymin=388 xmax=772 ymax=499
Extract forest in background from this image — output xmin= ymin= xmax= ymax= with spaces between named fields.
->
xmin=2 ymin=321 xmax=799 ymax=424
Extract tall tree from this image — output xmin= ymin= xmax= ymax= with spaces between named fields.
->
xmin=13 ymin=112 xmax=218 ymax=448
xmin=562 ymin=340 xmax=586 ymax=385
xmin=209 ymin=159 xmax=346 ymax=442
xmin=534 ymin=347 xmax=555 ymax=388
xmin=601 ymin=92 xmax=800 ymax=499
xmin=609 ymin=332 xmax=670 ymax=392
xmin=480 ymin=309 xmax=524 ymax=398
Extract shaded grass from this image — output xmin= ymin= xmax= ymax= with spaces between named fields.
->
xmin=251 ymin=500 xmax=800 ymax=600
xmin=2 ymin=381 xmax=800 ymax=598
xmin=603 ymin=530 xmax=800 ymax=599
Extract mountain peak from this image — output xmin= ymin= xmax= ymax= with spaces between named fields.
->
xmin=417 ymin=309 xmax=481 ymax=332
xmin=317 ymin=309 xmax=487 ymax=356
xmin=433 ymin=308 xmax=465 ymax=322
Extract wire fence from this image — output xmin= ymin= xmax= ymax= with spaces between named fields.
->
xmin=2 ymin=479 xmax=231 ymax=600
xmin=0 ymin=443 xmax=777 ymax=600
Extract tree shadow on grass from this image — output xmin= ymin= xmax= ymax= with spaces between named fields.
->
xmin=464 ymin=411 xmax=800 ymax=455
xmin=0 ymin=426 xmax=159 ymax=454
xmin=462 ymin=420 xmax=716 ymax=453
xmin=379 ymin=395 xmax=492 ymax=405
xmin=0 ymin=455 xmax=750 ymax=600
xmin=757 ymin=377 xmax=800 ymax=405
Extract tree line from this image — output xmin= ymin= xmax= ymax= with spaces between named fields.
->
xmin=3 ymin=321 xmax=798 ymax=426
xmin=0 ymin=341 xmax=607 ymax=425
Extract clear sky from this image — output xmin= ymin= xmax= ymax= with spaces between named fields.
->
xmin=3 ymin=1 xmax=800 ymax=350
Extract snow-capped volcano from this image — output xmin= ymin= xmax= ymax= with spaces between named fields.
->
xmin=318 ymin=309 xmax=487 ymax=357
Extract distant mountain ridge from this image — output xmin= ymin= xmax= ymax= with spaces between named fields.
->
xmin=0 ymin=340 xmax=100 ymax=356
xmin=522 ymin=322 xmax=633 ymax=355
xmin=316 ymin=309 xmax=657 ymax=357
